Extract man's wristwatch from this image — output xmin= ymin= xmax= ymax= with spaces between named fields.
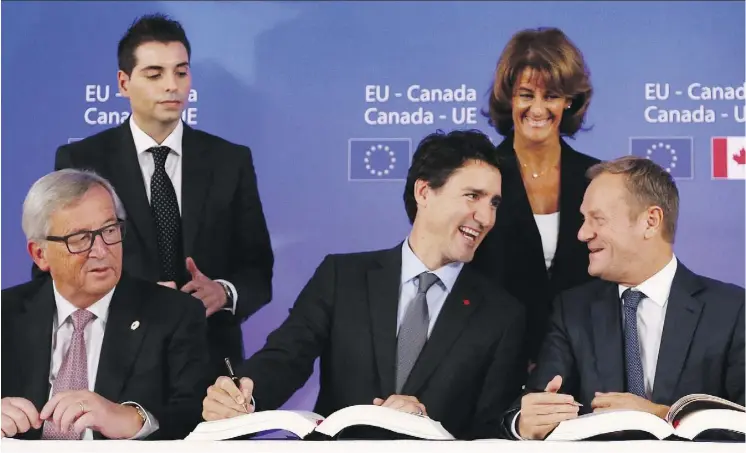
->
xmin=219 ymin=282 xmax=233 ymax=306
xmin=122 ymin=403 xmax=147 ymax=427
xmin=133 ymin=405 xmax=147 ymax=426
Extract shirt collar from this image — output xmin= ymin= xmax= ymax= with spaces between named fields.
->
xmin=618 ymin=254 xmax=678 ymax=307
xmin=401 ymin=238 xmax=463 ymax=292
xmin=52 ymin=282 xmax=115 ymax=329
xmin=129 ymin=116 xmax=183 ymax=156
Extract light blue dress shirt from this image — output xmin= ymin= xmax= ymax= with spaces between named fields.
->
xmin=397 ymin=238 xmax=464 ymax=337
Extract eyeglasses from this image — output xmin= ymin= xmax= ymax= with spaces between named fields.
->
xmin=45 ymin=220 xmax=126 ymax=254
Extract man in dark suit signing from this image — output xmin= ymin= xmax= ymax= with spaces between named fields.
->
xmin=201 ymin=130 xmax=528 ymax=440
xmin=51 ymin=14 xmax=274 ymax=380
xmin=504 ymin=156 xmax=745 ymax=440
xmin=2 ymin=169 xmax=209 ymax=440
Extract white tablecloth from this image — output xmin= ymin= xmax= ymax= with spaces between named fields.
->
xmin=1 ymin=439 xmax=743 ymax=453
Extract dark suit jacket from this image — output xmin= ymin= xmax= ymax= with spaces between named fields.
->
xmin=472 ymin=133 xmax=600 ymax=362
xmin=237 ymin=245 xmax=527 ymax=440
xmin=49 ymin=122 xmax=274 ymax=379
xmin=1 ymin=274 xmax=210 ymax=440
xmin=501 ymin=261 xmax=745 ymax=438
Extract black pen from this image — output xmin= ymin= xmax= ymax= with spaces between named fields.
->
xmin=224 ymin=357 xmax=250 ymax=413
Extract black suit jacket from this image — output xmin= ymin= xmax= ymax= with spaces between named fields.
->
xmin=501 ymin=261 xmax=745 ymax=437
xmin=1 ymin=274 xmax=210 ymax=440
xmin=472 ymin=133 xmax=600 ymax=361
xmin=49 ymin=122 xmax=274 ymax=379
xmin=237 ymin=245 xmax=527 ymax=440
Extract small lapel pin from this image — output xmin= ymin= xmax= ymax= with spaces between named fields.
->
xmin=130 ymin=321 xmax=140 ymax=330
xmin=463 ymin=299 xmax=470 ymax=306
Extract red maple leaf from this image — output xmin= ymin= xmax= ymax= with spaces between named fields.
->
xmin=733 ymin=148 xmax=746 ymax=165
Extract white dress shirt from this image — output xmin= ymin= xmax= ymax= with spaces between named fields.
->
xmin=128 ymin=117 xmax=238 ymax=314
xmin=397 ymin=238 xmax=464 ymax=337
xmin=617 ymin=254 xmax=677 ymax=399
xmin=511 ymin=254 xmax=678 ymax=439
xmin=49 ymin=283 xmax=158 ymax=439
xmin=130 ymin=117 xmax=184 ymax=212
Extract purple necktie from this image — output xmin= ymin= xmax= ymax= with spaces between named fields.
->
xmin=42 ymin=309 xmax=96 ymax=440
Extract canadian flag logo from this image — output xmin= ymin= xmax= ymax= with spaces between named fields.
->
xmin=712 ymin=137 xmax=746 ymax=180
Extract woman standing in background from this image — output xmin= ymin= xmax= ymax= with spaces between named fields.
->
xmin=473 ymin=27 xmax=600 ymax=370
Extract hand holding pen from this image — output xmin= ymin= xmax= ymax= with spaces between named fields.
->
xmin=201 ymin=358 xmax=256 ymax=421
xmin=224 ymin=358 xmax=255 ymax=413
xmin=517 ymin=375 xmax=582 ymax=440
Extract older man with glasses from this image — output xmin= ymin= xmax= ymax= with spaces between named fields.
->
xmin=1 ymin=169 xmax=210 ymax=440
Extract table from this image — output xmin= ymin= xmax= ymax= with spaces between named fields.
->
xmin=2 ymin=439 xmax=743 ymax=453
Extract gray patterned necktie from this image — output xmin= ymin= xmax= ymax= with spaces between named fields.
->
xmin=396 ymin=272 xmax=440 ymax=393
xmin=622 ymin=289 xmax=646 ymax=398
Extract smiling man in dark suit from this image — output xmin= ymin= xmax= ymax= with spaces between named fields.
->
xmin=2 ymin=169 xmax=209 ymax=440
xmin=200 ymin=129 xmax=528 ymax=440
xmin=504 ymin=156 xmax=745 ymax=440
xmin=50 ymin=14 xmax=274 ymax=381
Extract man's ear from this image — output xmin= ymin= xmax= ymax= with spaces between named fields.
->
xmin=413 ymin=179 xmax=431 ymax=208
xmin=643 ymin=205 xmax=664 ymax=240
xmin=28 ymin=241 xmax=51 ymax=272
xmin=117 ymin=70 xmax=131 ymax=99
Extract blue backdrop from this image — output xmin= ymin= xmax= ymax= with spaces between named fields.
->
xmin=2 ymin=1 xmax=744 ymax=410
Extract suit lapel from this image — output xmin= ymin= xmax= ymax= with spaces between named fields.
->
xmin=494 ymin=137 xmax=548 ymax=280
xmin=107 ymin=123 xmax=159 ymax=257
xmin=180 ymin=125 xmax=212 ymax=258
xmin=590 ymin=283 xmax=625 ymax=392
xmin=94 ymin=276 xmax=148 ymax=402
xmin=551 ymin=141 xmax=587 ymax=282
xmin=652 ymin=264 xmax=703 ymax=403
xmin=368 ymin=247 xmax=403 ymax=398
xmin=401 ymin=266 xmax=480 ymax=396
xmin=17 ymin=280 xmax=56 ymax=413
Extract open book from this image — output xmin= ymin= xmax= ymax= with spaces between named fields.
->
xmin=185 ymin=404 xmax=455 ymax=440
xmin=546 ymin=394 xmax=746 ymax=441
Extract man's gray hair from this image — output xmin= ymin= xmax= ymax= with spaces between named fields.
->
xmin=22 ymin=169 xmax=127 ymax=242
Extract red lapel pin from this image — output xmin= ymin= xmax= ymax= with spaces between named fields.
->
xmin=463 ymin=299 xmax=470 ymax=306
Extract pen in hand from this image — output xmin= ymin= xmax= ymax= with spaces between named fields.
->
xmin=224 ymin=357 xmax=250 ymax=413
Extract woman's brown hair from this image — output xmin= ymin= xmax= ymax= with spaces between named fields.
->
xmin=486 ymin=27 xmax=592 ymax=137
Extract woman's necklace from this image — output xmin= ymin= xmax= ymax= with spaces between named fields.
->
xmin=519 ymin=159 xmax=559 ymax=179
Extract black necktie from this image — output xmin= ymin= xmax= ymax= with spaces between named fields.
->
xmin=147 ymin=146 xmax=183 ymax=283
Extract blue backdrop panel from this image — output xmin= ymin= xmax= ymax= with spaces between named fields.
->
xmin=2 ymin=1 xmax=744 ymax=410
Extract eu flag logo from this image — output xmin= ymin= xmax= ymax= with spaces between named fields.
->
xmin=348 ymin=138 xmax=412 ymax=181
xmin=629 ymin=137 xmax=694 ymax=179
